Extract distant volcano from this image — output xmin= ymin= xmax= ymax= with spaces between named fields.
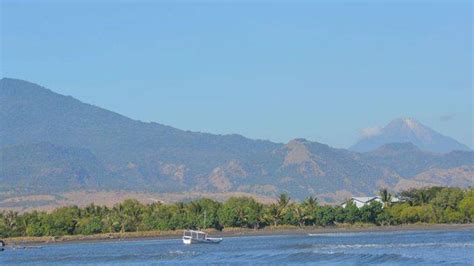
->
xmin=350 ymin=118 xmax=471 ymax=153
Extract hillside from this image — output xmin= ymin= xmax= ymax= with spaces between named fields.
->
xmin=1 ymin=78 xmax=473 ymax=209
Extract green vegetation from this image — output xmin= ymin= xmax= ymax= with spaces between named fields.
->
xmin=1 ymin=187 xmax=473 ymax=238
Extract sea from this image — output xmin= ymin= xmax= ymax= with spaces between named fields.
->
xmin=1 ymin=229 xmax=473 ymax=265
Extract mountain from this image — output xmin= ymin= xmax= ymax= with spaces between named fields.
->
xmin=0 ymin=78 xmax=279 ymax=194
xmin=350 ymin=118 xmax=471 ymax=153
xmin=0 ymin=142 xmax=106 ymax=194
xmin=1 ymin=78 xmax=473 ymax=209
xmin=361 ymin=143 xmax=473 ymax=183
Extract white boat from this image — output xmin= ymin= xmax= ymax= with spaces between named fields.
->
xmin=182 ymin=230 xmax=223 ymax=245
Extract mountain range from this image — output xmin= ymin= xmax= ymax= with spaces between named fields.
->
xmin=0 ymin=78 xmax=473 ymax=209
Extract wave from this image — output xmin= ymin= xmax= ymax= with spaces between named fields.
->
xmin=307 ymin=229 xmax=471 ymax=238
xmin=308 ymin=232 xmax=379 ymax=237
xmin=3 ymin=249 xmax=202 ymax=265
xmin=291 ymin=242 xmax=474 ymax=251
xmin=273 ymin=251 xmax=426 ymax=265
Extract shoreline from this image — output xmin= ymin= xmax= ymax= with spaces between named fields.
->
xmin=4 ymin=223 xmax=473 ymax=246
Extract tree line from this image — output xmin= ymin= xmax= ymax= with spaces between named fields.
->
xmin=0 ymin=186 xmax=473 ymax=238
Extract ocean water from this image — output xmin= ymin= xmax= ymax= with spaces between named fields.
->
xmin=1 ymin=229 xmax=473 ymax=265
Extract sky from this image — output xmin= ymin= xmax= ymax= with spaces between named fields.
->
xmin=1 ymin=0 xmax=472 ymax=148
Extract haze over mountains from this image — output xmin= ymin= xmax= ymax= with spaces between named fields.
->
xmin=0 ymin=78 xmax=473 ymax=209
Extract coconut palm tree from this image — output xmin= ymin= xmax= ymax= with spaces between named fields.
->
xmin=418 ymin=190 xmax=430 ymax=205
xmin=265 ymin=203 xmax=280 ymax=227
xmin=292 ymin=204 xmax=306 ymax=227
xmin=122 ymin=199 xmax=143 ymax=231
xmin=277 ymin=193 xmax=290 ymax=211
xmin=379 ymin=188 xmax=392 ymax=207
xmin=303 ymin=196 xmax=318 ymax=208
xmin=266 ymin=193 xmax=291 ymax=226
xmin=112 ymin=204 xmax=126 ymax=233
xmin=301 ymin=196 xmax=318 ymax=225
xmin=4 ymin=210 xmax=19 ymax=232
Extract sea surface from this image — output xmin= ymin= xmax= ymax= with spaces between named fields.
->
xmin=1 ymin=229 xmax=473 ymax=265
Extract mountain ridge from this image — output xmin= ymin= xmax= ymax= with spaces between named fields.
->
xmin=1 ymin=78 xmax=473 ymax=208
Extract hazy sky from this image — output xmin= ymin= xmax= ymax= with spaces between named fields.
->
xmin=1 ymin=0 xmax=472 ymax=148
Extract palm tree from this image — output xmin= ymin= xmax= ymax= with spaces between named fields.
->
xmin=302 ymin=196 xmax=318 ymax=225
xmin=265 ymin=203 xmax=280 ymax=227
xmin=187 ymin=201 xmax=202 ymax=215
xmin=4 ymin=210 xmax=19 ymax=232
xmin=83 ymin=203 xmax=98 ymax=217
xmin=418 ymin=190 xmax=430 ymax=205
xmin=235 ymin=206 xmax=246 ymax=228
xmin=277 ymin=193 xmax=290 ymax=211
xmin=266 ymin=193 xmax=291 ymax=227
xmin=303 ymin=196 xmax=318 ymax=209
xmin=175 ymin=202 xmax=186 ymax=213
xmin=112 ymin=204 xmax=126 ymax=233
xmin=121 ymin=199 xmax=143 ymax=232
xmin=379 ymin=188 xmax=392 ymax=207
xmin=292 ymin=204 xmax=306 ymax=227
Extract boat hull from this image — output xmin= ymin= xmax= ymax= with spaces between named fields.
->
xmin=182 ymin=237 xmax=222 ymax=245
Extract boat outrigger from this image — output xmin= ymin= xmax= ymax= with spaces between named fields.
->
xmin=182 ymin=230 xmax=223 ymax=245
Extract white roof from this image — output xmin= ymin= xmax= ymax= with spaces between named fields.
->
xmin=184 ymin=229 xmax=206 ymax=234
xmin=391 ymin=196 xmax=401 ymax=202
xmin=352 ymin=196 xmax=379 ymax=203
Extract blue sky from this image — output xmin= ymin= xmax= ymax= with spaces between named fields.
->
xmin=1 ymin=0 xmax=472 ymax=148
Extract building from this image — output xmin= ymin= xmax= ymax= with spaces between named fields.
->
xmin=342 ymin=196 xmax=400 ymax=208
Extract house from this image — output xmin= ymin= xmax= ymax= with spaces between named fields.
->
xmin=342 ymin=196 xmax=400 ymax=208
xmin=342 ymin=196 xmax=382 ymax=208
